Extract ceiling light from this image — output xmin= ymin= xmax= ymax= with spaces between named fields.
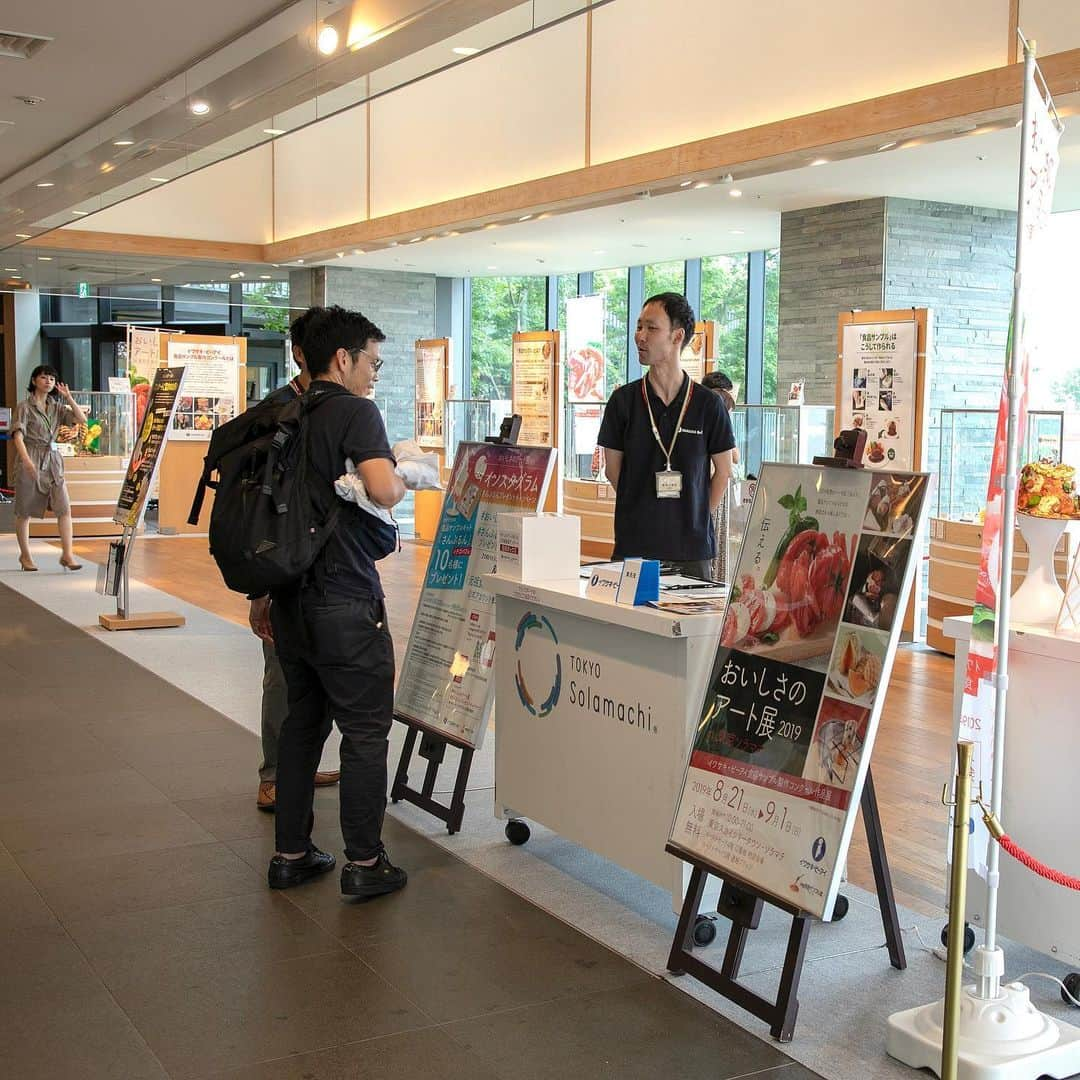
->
xmin=730 ymin=229 xmax=745 ymax=235
xmin=693 ymin=181 xmax=710 ymax=189
xmin=352 ymin=249 xmax=364 ymax=255
xmin=36 ymin=181 xmax=54 ymax=188
xmin=150 ymin=176 xmax=169 ymax=182
xmin=878 ymin=142 xmax=897 ymax=151
xmin=296 ymin=258 xmax=304 ymax=263
xmin=37 ymin=256 xmax=52 ymax=261
xmin=810 ymin=158 xmax=828 ymax=166
xmin=452 ymin=46 xmax=479 ymax=56
xmin=15 ymin=233 xmax=31 ymax=239
xmin=337 ymin=251 xmax=345 ymax=257
xmin=680 ymin=180 xmax=693 ymax=188
xmin=263 ymin=128 xmax=286 ymax=136
xmin=189 ymin=101 xmax=210 ymax=116
xmin=151 ymin=277 xmax=162 ymax=283
xmin=229 ymin=271 xmax=243 ymax=279
xmin=487 ymin=265 xmax=498 ymax=270
xmin=71 ymin=210 xmax=88 ymax=216
xmin=408 ymin=236 xmax=422 ymax=243
xmin=113 ymin=139 xmax=134 ymax=147
xmin=317 ymin=25 xmax=339 ymax=55
xmin=484 ymin=223 xmax=499 ymax=230
xmin=729 ymin=188 xmax=743 ymax=198
xmin=260 ymin=274 xmax=272 ymax=279
xmin=519 ymin=214 xmax=533 ymax=222
xmin=99 ymin=162 xmax=114 ymax=173
xmin=4 ymin=267 xmax=18 ymax=272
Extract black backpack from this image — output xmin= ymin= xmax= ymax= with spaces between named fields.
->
xmin=188 ymin=389 xmax=340 ymax=595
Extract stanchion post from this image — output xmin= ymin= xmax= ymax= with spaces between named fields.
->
xmin=942 ymin=740 xmax=975 ymax=1080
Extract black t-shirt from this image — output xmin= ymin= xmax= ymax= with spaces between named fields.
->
xmin=304 ymin=381 xmax=395 ymax=598
xmin=597 ymin=373 xmax=735 ymax=561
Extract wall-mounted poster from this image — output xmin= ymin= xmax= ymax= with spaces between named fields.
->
xmin=680 ymin=321 xmax=715 ymax=381
xmin=668 ymin=462 xmax=930 ymax=919
xmin=512 ymin=331 xmax=559 ymax=447
xmin=837 ymin=314 xmax=926 ymax=471
xmin=394 ymin=441 xmax=557 ymax=748
xmin=415 ymin=338 xmax=448 ymax=450
xmin=565 ymin=295 xmax=607 ymax=404
xmin=166 ymin=338 xmax=241 ymax=440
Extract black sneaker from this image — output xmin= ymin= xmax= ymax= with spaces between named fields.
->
xmin=340 ymin=851 xmax=407 ymax=898
xmin=267 ymin=846 xmax=336 ymax=889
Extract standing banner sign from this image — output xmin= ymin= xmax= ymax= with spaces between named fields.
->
xmin=394 ymin=441 xmax=557 ymax=748
xmin=959 ymin=64 xmax=1061 ymax=876
xmin=166 ymin=338 xmax=241 ymax=440
xmin=565 ymin=295 xmax=607 ymax=403
xmin=669 ymin=463 xmax=930 ymax=918
xmin=113 ymin=366 xmax=186 ymax=527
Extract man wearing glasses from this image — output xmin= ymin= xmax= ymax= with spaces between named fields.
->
xmin=258 ymin=305 xmax=409 ymax=899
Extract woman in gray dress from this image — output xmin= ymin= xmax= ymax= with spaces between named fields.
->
xmin=11 ymin=365 xmax=86 ymax=572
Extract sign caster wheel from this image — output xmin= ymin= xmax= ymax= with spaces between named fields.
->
xmin=505 ymin=819 xmax=531 ymax=846
xmin=693 ymin=915 xmax=717 ymax=947
xmin=1062 ymin=973 xmax=1080 ymax=1007
xmin=830 ymin=895 xmax=850 ymax=922
xmin=939 ymin=922 xmax=976 ymax=955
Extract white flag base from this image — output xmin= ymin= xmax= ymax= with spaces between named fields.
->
xmin=886 ymin=982 xmax=1080 ymax=1080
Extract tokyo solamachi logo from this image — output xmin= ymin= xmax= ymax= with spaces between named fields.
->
xmin=513 ymin=611 xmax=561 ymax=718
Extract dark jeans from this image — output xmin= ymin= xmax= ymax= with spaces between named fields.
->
xmin=270 ymin=586 xmax=395 ymax=862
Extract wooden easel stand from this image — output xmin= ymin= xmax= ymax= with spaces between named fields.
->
xmin=390 ymin=714 xmax=475 ymax=834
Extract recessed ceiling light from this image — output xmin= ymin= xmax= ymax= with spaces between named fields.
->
xmin=408 ymin=236 xmax=422 ymax=243
xmin=229 ymin=271 xmax=244 ymax=279
xmin=99 ymin=162 xmax=114 ymax=173
xmin=263 ymin=128 xmax=286 ymax=136
xmin=36 ymin=181 xmax=54 ymax=188
xmin=260 ymin=274 xmax=272 ymax=279
xmin=537 ymin=213 xmax=552 ymax=220
xmin=317 ymin=25 xmax=339 ymax=55
xmin=352 ymin=249 xmax=364 ymax=255
xmin=447 ymin=231 xmax=460 ymax=238
xmin=810 ymin=157 xmax=828 ymax=166
xmin=729 ymin=188 xmax=743 ymax=198
xmin=151 ymin=277 xmax=162 ymax=282
xmin=37 ymin=256 xmax=52 ymax=261
xmin=680 ymin=180 xmax=693 ymax=188
xmin=337 ymin=251 xmax=345 ymax=257
xmin=693 ymin=181 xmax=710 ymax=189
xmin=189 ymin=101 xmax=210 ymax=116
xmin=452 ymin=46 xmax=479 ymax=56
xmin=15 ymin=233 xmax=31 ymax=239
xmin=484 ymin=223 xmax=499 ymax=230
xmin=519 ymin=214 xmax=533 ymax=222
xmin=71 ymin=210 xmax=88 ymax=216
xmin=4 ymin=267 xmax=18 ymax=272
xmin=150 ymin=176 xmax=169 ymax=182
xmin=877 ymin=142 xmax=897 ymax=151
xmin=113 ymin=139 xmax=134 ymax=147
xmin=486 ymin=265 xmax=498 ymax=270
xmin=296 ymin=258 xmax=304 ymax=263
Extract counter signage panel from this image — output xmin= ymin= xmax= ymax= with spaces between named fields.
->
xmin=669 ymin=462 xmax=930 ymax=918
xmin=394 ymin=441 xmax=557 ymax=748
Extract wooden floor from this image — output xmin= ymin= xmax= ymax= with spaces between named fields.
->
xmin=66 ymin=535 xmax=955 ymax=918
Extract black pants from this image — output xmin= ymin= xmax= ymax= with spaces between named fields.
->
xmin=270 ymin=586 xmax=395 ymax=862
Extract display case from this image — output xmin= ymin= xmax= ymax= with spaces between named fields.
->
xmin=65 ymin=391 xmax=136 ymax=458
xmin=564 ymin=401 xmax=605 ymax=481
xmin=444 ymin=398 xmax=512 ymax=464
xmin=731 ymin=403 xmax=835 ymax=475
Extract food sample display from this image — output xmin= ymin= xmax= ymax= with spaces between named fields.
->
xmin=1017 ymin=459 xmax=1080 ymax=518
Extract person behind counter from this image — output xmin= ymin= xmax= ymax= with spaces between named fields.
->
xmin=700 ymin=370 xmax=741 ymax=585
xmin=11 ymin=365 xmax=87 ymax=573
xmin=598 ymin=293 xmax=735 ymax=579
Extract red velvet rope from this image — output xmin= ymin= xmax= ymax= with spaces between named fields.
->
xmin=998 ymin=834 xmax=1080 ymax=891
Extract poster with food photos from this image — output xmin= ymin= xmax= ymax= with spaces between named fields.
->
xmin=839 ymin=320 xmax=917 ymax=470
xmin=512 ymin=332 xmax=558 ymax=447
xmin=166 ymin=339 xmax=241 ymax=440
xmin=669 ymin=463 xmax=930 ymax=918
xmin=415 ymin=340 xmax=447 ymax=450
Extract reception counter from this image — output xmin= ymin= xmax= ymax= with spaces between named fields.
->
xmin=485 ymin=573 xmax=724 ymax=910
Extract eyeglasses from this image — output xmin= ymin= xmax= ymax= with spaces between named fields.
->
xmin=348 ymin=346 xmax=383 ymax=372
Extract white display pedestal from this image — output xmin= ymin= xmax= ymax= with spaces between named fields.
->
xmin=1009 ymin=515 xmax=1071 ymax=627
xmin=485 ymin=574 xmax=723 ymax=912
xmin=886 ymin=614 xmax=1080 ymax=1078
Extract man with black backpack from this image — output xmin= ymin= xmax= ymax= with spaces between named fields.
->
xmin=248 ymin=306 xmax=341 ymax=813
xmin=255 ymin=306 xmax=408 ymax=897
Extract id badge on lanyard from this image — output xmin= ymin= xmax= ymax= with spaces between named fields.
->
xmin=643 ymin=377 xmax=692 ymax=501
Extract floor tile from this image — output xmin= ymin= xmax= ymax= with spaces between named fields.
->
xmin=84 ymin=702 xmax=237 ymax=739
xmin=0 ymin=851 xmax=58 ymax=931
xmin=0 ymin=725 xmax=121 ymax=781
xmin=175 ymin=792 xmax=279 ymax=841
xmin=444 ymin=981 xmax=792 ymax=1080
xmin=107 ymin=945 xmax=432 ymax=1079
xmin=0 ymin=767 xmax=169 ymax=824
xmin=136 ymin=756 xmax=257 ymax=801
xmin=0 ymin=922 xmax=168 ymax=1080
xmin=199 ymin=1027 xmax=502 ymax=1080
xmin=65 ymin=891 xmax=340 ymax=986
xmin=21 ymin=840 xmax=264 ymax=921
xmin=0 ymin=800 xmax=216 ymax=862
xmin=96 ymin=724 xmax=258 ymax=770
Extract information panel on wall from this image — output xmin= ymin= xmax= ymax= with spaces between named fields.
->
xmin=415 ymin=338 xmax=448 ymax=450
xmin=669 ymin=462 xmax=930 ymax=918
xmin=837 ymin=313 xmax=925 ymax=471
xmin=512 ymin=331 xmax=559 ymax=448
xmin=394 ymin=441 xmax=557 ymax=748
xmin=680 ymin=321 xmax=715 ymax=381
xmin=166 ymin=338 xmax=241 ymax=440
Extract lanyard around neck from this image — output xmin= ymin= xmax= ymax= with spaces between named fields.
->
xmin=641 ymin=374 xmax=693 ymax=471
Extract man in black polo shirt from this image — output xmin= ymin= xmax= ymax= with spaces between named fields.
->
xmin=598 ymin=292 xmax=735 ymax=579
xmin=261 ymin=305 xmax=408 ymax=898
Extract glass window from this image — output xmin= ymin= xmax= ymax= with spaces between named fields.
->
xmin=555 ymin=274 xmax=578 ymax=344
xmin=172 ymin=282 xmax=230 ymax=323
xmin=764 ymin=248 xmax=780 ymax=404
xmin=106 ymin=284 xmax=162 ymax=323
xmin=592 ymin=268 xmax=629 ymax=391
xmin=469 ymin=275 xmax=547 ymax=399
xmin=643 ymin=260 xmax=685 ymax=300
xmin=700 ymin=254 xmax=749 ymax=395
xmin=242 ymin=280 xmax=290 ymax=332
xmin=40 ymin=289 xmax=97 ymax=323
xmin=42 ymin=337 xmax=93 ymax=390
